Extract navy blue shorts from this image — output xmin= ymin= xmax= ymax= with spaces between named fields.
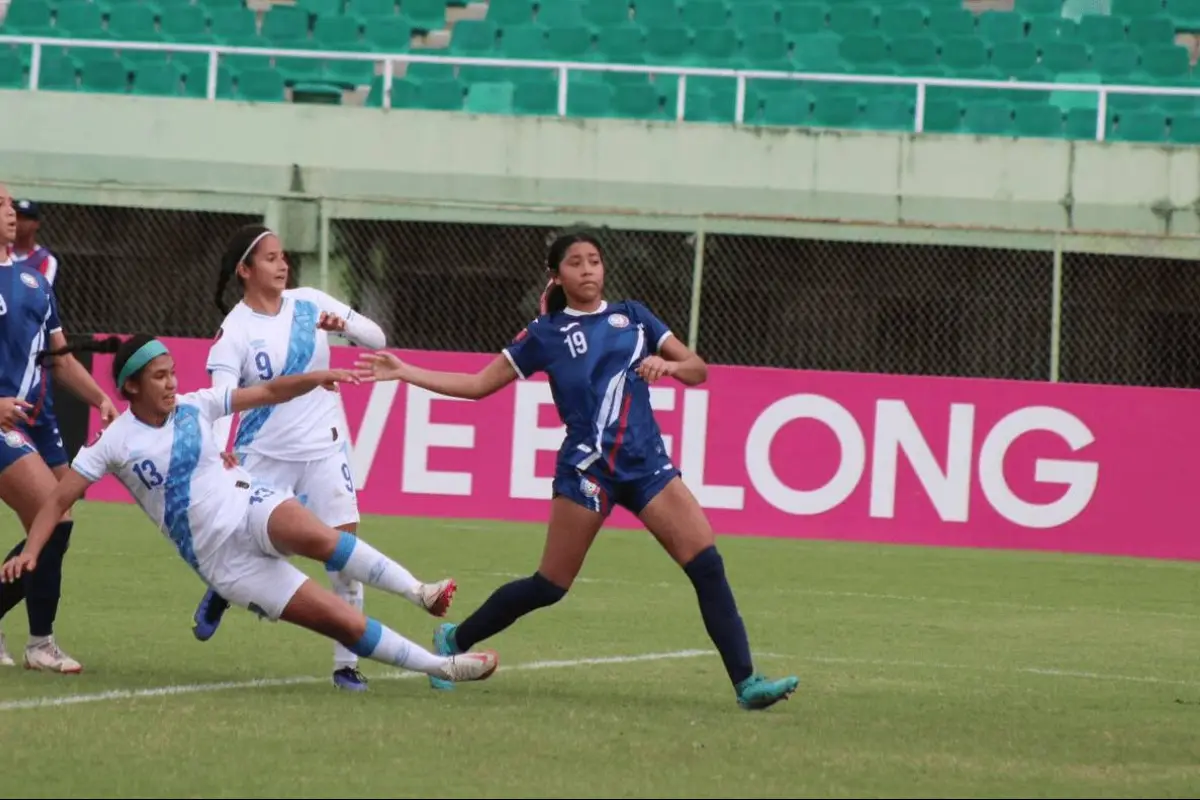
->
xmin=553 ymin=463 xmax=680 ymax=517
xmin=0 ymin=428 xmax=39 ymax=478
xmin=24 ymin=415 xmax=67 ymax=469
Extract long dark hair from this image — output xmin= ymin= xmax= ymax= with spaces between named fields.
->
xmin=214 ymin=224 xmax=273 ymax=314
xmin=38 ymin=334 xmax=158 ymax=395
xmin=539 ymin=229 xmax=607 ymax=316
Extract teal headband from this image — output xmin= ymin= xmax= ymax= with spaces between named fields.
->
xmin=117 ymin=339 xmax=169 ymax=388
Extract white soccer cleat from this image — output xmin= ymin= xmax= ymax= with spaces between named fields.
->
xmin=417 ymin=579 xmax=456 ymax=617
xmin=436 ymin=650 xmax=499 ymax=683
xmin=0 ymin=631 xmax=14 ymax=667
xmin=24 ymin=637 xmax=82 ymax=674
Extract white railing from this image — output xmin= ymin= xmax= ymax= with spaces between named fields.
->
xmin=4 ymin=34 xmax=1200 ymax=141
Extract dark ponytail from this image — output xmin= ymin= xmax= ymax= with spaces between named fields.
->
xmin=541 ymin=228 xmax=605 ymax=316
xmin=37 ymin=334 xmax=122 ymax=367
xmin=215 ymin=224 xmax=273 ymax=314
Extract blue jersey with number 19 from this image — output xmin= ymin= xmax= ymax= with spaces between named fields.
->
xmin=503 ymin=299 xmax=675 ymax=485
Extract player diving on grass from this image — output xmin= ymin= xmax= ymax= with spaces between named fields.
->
xmin=355 ymin=229 xmax=800 ymax=711
xmin=0 ymin=334 xmax=499 ymax=686
xmin=193 ymin=224 xmax=456 ymax=692
xmin=0 ymin=184 xmax=120 ymax=674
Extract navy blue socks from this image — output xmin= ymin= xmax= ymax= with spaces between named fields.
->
xmin=683 ymin=545 xmax=755 ymax=686
xmin=453 ymin=572 xmax=566 ymax=652
xmin=27 ymin=521 xmax=74 ymax=637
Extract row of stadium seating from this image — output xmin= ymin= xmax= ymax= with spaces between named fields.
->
xmin=2 ymin=0 xmax=1200 ymax=145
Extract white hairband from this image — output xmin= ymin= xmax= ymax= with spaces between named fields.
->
xmin=239 ymin=230 xmax=274 ymax=266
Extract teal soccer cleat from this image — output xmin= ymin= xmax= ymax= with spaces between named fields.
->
xmin=736 ymin=673 xmax=800 ymax=710
xmin=430 ymin=622 xmax=460 ymax=692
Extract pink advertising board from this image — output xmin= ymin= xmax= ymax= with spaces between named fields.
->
xmin=85 ymin=336 xmax=1200 ymax=561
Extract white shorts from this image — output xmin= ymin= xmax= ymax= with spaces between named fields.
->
xmin=199 ymin=483 xmax=309 ymax=622
xmin=242 ymin=448 xmax=360 ymax=529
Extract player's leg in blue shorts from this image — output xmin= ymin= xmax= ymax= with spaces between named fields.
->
xmin=24 ymin=414 xmax=68 ymax=470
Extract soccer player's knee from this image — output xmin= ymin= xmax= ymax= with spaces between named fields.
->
xmin=531 ymin=571 xmax=568 ymax=607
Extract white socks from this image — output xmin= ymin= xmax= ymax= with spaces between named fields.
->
xmin=323 ymin=531 xmax=421 ymax=604
xmin=348 ymin=618 xmax=449 ymax=676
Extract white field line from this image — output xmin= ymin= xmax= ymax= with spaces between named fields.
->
xmin=0 ymin=649 xmax=710 ymax=712
xmin=475 ymin=571 xmax=1200 ymax=622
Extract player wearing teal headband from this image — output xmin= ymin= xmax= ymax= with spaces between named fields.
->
xmin=2 ymin=334 xmax=500 ymax=686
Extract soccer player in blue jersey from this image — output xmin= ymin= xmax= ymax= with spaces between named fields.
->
xmin=0 ymin=183 xmax=118 ymax=673
xmin=355 ymin=229 xmax=799 ymax=711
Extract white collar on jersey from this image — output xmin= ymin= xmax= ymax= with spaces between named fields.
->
xmin=561 ymin=301 xmax=608 ymax=317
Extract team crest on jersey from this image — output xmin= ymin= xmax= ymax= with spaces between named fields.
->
xmin=4 ymin=430 xmax=27 ymax=449
xmin=19 ymin=272 xmax=39 ymax=289
xmin=579 ymin=476 xmax=600 ymax=498
xmin=608 ymin=313 xmax=630 ymax=328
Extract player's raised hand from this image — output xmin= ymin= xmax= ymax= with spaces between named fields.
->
xmin=317 ymin=369 xmax=361 ymax=391
xmin=0 ymin=397 xmax=32 ymax=431
xmin=354 ymin=351 xmax=407 ymax=383
xmin=0 ymin=552 xmax=36 ymax=583
xmin=317 ymin=311 xmax=348 ymax=333
xmin=635 ymin=355 xmax=675 ymax=384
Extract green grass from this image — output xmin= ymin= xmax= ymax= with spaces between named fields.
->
xmin=1 ymin=501 xmax=1198 ymax=798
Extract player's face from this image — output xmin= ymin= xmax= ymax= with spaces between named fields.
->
xmin=130 ymin=355 xmax=178 ymax=415
xmin=556 ymin=241 xmax=604 ymax=306
xmin=242 ymin=234 xmax=289 ymax=295
xmin=0 ymin=186 xmax=15 ymax=245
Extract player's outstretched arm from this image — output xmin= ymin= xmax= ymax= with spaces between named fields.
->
xmin=45 ymin=330 xmax=118 ymax=425
xmin=355 ymin=351 xmax=517 ymax=400
xmin=1 ymin=470 xmax=91 ymax=581
xmin=230 ymin=369 xmax=360 ymax=414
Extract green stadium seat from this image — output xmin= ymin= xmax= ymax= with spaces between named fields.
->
xmin=760 ymin=88 xmax=809 ymax=125
xmin=791 ymin=32 xmax=844 ymax=71
xmin=209 ymin=8 xmax=260 ymax=46
xmin=730 ymin=2 xmax=777 ymax=33
xmin=537 ymin=1 xmax=586 ymax=28
xmin=499 ymin=23 xmax=549 ymax=57
xmin=928 ymin=7 xmax=974 ymax=39
xmin=1078 ymin=13 xmax=1126 ymax=45
xmin=315 ymin=16 xmax=366 ymax=49
xmin=583 ymin=0 xmax=629 ymax=26
xmin=80 ymin=57 xmax=130 ymax=91
xmin=1042 ymin=41 xmax=1091 ymax=72
xmin=298 ymin=0 xmax=343 ymax=17
xmin=0 ymin=51 xmax=26 ymax=87
xmin=403 ymin=0 xmax=447 ymax=31
xmin=262 ymin=5 xmax=311 ymax=46
xmin=349 ymin=0 xmax=397 ymax=17
xmin=1166 ymin=0 xmax=1200 ymax=31
xmin=681 ymin=0 xmax=726 ymax=29
xmin=1064 ymin=105 xmax=1099 ymax=137
xmin=512 ymin=77 xmax=556 ymax=113
xmin=611 ymin=81 xmax=664 ymax=118
xmin=810 ymin=92 xmax=859 ymax=127
xmin=978 ymin=10 xmax=1026 ymax=43
xmin=923 ymin=97 xmax=961 ymax=132
xmin=645 ymin=24 xmax=688 ymax=63
xmin=566 ymin=79 xmax=613 ymax=116
xmin=962 ymin=100 xmax=1014 ymax=135
xmin=828 ymin=3 xmax=876 ymax=36
xmin=449 ymin=18 xmax=497 ymax=54
xmin=632 ymin=0 xmax=679 ymax=27
xmin=546 ymin=24 xmax=592 ymax=59
xmin=275 ymin=55 xmax=323 ymax=81
xmin=1112 ymin=109 xmax=1168 ymax=141
xmin=1028 ymin=14 xmax=1079 ymax=45
xmin=693 ymin=27 xmax=737 ymax=66
xmin=159 ymin=6 xmax=208 ymax=41
xmin=1113 ymin=0 xmax=1164 ymax=18
xmin=1017 ymin=0 xmax=1064 ymax=15
xmin=407 ymin=60 xmax=453 ymax=79
xmin=3 ymin=0 xmax=56 ymax=35
xmin=878 ymin=6 xmax=926 ymax=39
xmin=38 ymin=53 xmax=78 ymax=90
xmin=890 ymin=34 xmax=938 ymax=74
xmin=1013 ymin=103 xmax=1064 ymax=136
xmin=1093 ymin=42 xmax=1138 ymax=79
xmin=860 ymin=95 xmax=913 ymax=130
xmin=941 ymin=36 xmax=987 ymax=74
xmin=55 ymin=1 xmax=107 ymax=37
xmin=741 ymin=29 xmax=787 ymax=69
xmin=780 ymin=3 xmax=825 ymax=36
xmin=486 ymin=0 xmax=533 ymax=25
xmin=237 ymin=66 xmax=286 ymax=100
xmin=107 ymin=5 xmax=158 ymax=40
xmin=364 ymin=17 xmax=413 ymax=50
xmin=132 ymin=60 xmax=183 ymax=94
xmin=594 ymin=23 xmax=644 ymax=60
xmin=1138 ymin=43 xmax=1191 ymax=81
xmin=1127 ymin=15 xmax=1176 ymax=46
xmin=839 ymin=32 xmax=887 ymax=70
xmin=1171 ymin=113 xmax=1200 ymax=142
xmin=463 ymin=80 xmax=514 ymax=112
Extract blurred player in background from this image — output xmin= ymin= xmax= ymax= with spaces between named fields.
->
xmin=356 ymin=229 xmax=800 ymax=711
xmin=0 ymin=185 xmax=118 ymax=673
xmin=197 ymin=224 xmax=456 ymax=692
xmin=1 ymin=334 xmax=499 ymax=688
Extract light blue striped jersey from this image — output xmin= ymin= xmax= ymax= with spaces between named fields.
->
xmin=71 ymin=388 xmax=253 ymax=570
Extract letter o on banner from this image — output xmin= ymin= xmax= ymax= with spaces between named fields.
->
xmin=745 ymin=394 xmax=866 ymax=515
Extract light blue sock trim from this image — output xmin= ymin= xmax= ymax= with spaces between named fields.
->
xmin=350 ymin=618 xmax=383 ymax=658
xmin=325 ymin=530 xmax=357 ymax=572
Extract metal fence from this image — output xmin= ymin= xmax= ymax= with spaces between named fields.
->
xmin=30 ymin=199 xmax=1200 ymax=389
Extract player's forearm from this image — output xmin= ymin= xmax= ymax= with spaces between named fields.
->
xmin=51 ymin=355 xmax=111 ymax=407
xmin=259 ymin=372 xmax=328 ymax=404
xmin=398 ymin=365 xmax=485 ymax=400
xmin=670 ymin=356 xmax=708 ymax=387
xmin=343 ymin=313 xmax=386 ymax=350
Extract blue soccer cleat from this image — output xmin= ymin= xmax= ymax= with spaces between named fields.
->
xmin=192 ymin=588 xmax=229 ymax=642
xmin=736 ymin=673 xmax=800 ymax=710
xmin=429 ymin=622 xmax=460 ymax=692
xmin=333 ymin=666 xmax=369 ymax=692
